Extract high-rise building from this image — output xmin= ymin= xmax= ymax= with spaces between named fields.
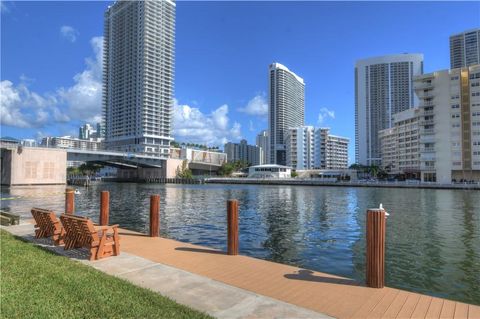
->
xmin=314 ymin=128 xmax=349 ymax=170
xmin=450 ymin=29 xmax=480 ymax=69
xmin=285 ymin=126 xmax=315 ymax=170
xmin=79 ymin=123 xmax=97 ymax=140
xmin=268 ymin=63 xmax=305 ymax=165
xmin=413 ymin=64 xmax=480 ymax=183
xmin=378 ymin=108 xmax=421 ymax=178
xmin=255 ymin=130 xmax=268 ymax=165
xmin=355 ymin=54 xmax=423 ymax=166
xmin=224 ymin=139 xmax=261 ymax=166
xmin=103 ymin=0 xmax=175 ymax=157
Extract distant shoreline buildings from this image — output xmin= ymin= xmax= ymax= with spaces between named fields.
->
xmin=224 ymin=139 xmax=261 ymax=166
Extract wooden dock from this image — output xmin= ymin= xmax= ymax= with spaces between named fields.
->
xmin=118 ymin=230 xmax=480 ymax=319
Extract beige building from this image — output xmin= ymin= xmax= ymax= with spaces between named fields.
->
xmin=379 ymin=108 xmax=421 ymax=177
xmin=1 ymin=146 xmax=67 ymax=186
xmin=414 ymin=64 xmax=480 ymax=183
xmin=315 ymin=128 xmax=349 ymax=170
xmin=325 ymin=134 xmax=349 ymax=169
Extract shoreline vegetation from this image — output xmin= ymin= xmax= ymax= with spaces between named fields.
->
xmin=0 ymin=230 xmax=212 ymax=319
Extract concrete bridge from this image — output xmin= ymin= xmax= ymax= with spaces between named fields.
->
xmin=66 ymin=149 xmax=166 ymax=169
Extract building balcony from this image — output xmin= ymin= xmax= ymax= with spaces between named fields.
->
xmin=414 ymin=82 xmax=434 ymax=91
xmin=421 ymin=148 xmax=435 ymax=153
xmin=420 ymin=120 xmax=435 ymax=126
xmin=420 ymin=164 xmax=436 ymax=171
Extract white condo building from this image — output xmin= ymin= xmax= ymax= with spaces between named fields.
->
xmin=414 ymin=64 xmax=480 ymax=183
xmin=269 ymin=63 xmax=305 ymax=165
xmin=315 ymin=128 xmax=349 ymax=170
xmin=256 ymin=130 xmax=268 ymax=165
xmin=103 ymin=0 xmax=175 ymax=157
xmin=285 ymin=126 xmax=315 ymax=170
xmin=355 ymin=54 xmax=423 ymax=166
xmin=450 ymin=29 xmax=480 ymax=69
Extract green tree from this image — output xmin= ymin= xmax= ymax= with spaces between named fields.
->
xmin=175 ymin=160 xmax=193 ymax=179
xmin=218 ymin=162 xmax=235 ymax=176
xmin=291 ymin=171 xmax=298 ymax=178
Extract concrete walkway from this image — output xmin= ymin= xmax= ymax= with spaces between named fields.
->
xmin=2 ymin=223 xmax=332 ymax=319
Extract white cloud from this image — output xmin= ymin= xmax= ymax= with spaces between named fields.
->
xmin=237 ymin=93 xmax=268 ymax=116
xmin=0 ymin=80 xmax=54 ymax=128
xmin=173 ymin=99 xmax=242 ymax=146
xmin=57 ymin=36 xmax=103 ymax=122
xmin=317 ymin=107 xmax=335 ymax=125
xmin=60 ymin=25 xmax=78 ymax=43
xmin=0 ymin=36 xmax=103 ymax=129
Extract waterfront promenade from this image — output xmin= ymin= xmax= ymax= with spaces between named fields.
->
xmin=3 ymin=221 xmax=479 ymax=319
xmin=205 ymin=178 xmax=480 ymax=190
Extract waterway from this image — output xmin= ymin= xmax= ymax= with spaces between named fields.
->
xmin=1 ymin=183 xmax=479 ymax=305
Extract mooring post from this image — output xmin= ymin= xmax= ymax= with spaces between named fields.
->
xmin=227 ymin=199 xmax=239 ymax=255
xmin=99 ymin=191 xmax=110 ymax=226
xmin=65 ymin=188 xmax=75 ymax=215
xmin=366 ymin=204 xmax=388 ymax=288
xmin=149 ymin=194 xmax=160 ymax=237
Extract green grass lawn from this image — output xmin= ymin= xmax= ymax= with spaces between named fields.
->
xmin=0 ymin=230 xmax=212 ymax=319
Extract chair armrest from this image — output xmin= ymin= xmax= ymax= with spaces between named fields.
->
xmin=94 ymin=224 xmax=119 ymax=231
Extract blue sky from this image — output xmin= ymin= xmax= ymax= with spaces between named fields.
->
xmin=1 ymin=1 xmax=479 ymax=163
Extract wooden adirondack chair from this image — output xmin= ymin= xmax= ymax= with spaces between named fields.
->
xmin=60 ymin=214 xmax=87 ymax=250
xmin=60 ymin=214 xmax=120 ymax=261
xmin=31 ymin=208 xmax=64 ymax=245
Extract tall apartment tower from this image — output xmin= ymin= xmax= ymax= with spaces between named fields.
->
xmin=103 ymin=0 xmax=175 ymax=157
xmin=268 ymin=63 xmax=305 ymax=165
xmin=413 ymin=64 xmax=480 ymax=183
xmin=450 ymin=29 xmax=480 ymax=69
xmin=355 ymin=54 xmax=423 ymax=166
xmin=255 ymin=130 xmax=268 ymax=165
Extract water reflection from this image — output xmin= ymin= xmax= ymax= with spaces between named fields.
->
xmin=1 ymin=183 xmax=479 ymax=304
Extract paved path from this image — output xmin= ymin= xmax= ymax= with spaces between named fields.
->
xmin=2 ymin=223 xmax=331 ymax=319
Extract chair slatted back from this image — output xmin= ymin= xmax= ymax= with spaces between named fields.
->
xmin=60 ymin=214 xmax=88 ymax=249
xmin=31 ymin=208 xmax=64 ymax=245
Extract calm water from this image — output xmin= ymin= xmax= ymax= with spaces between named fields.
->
xmin=1 ymin=183 xmax=479 ymax=305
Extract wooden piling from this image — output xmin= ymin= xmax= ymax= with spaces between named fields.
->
xmin=65 ymin=188 xmax=75 ymax=215
xmin=99 ymin=191 xmax=110 ymax=226
xmin=149 ymin=195 xmax=160 ymax=237
xmin=227 ymin=200 xmax=239 ymax=255
xmin=366 ymin=208 xmax=386 ymax=288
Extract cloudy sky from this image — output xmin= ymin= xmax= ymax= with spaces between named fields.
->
xmin=1 ymin=1 xmax=478 ymax=163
